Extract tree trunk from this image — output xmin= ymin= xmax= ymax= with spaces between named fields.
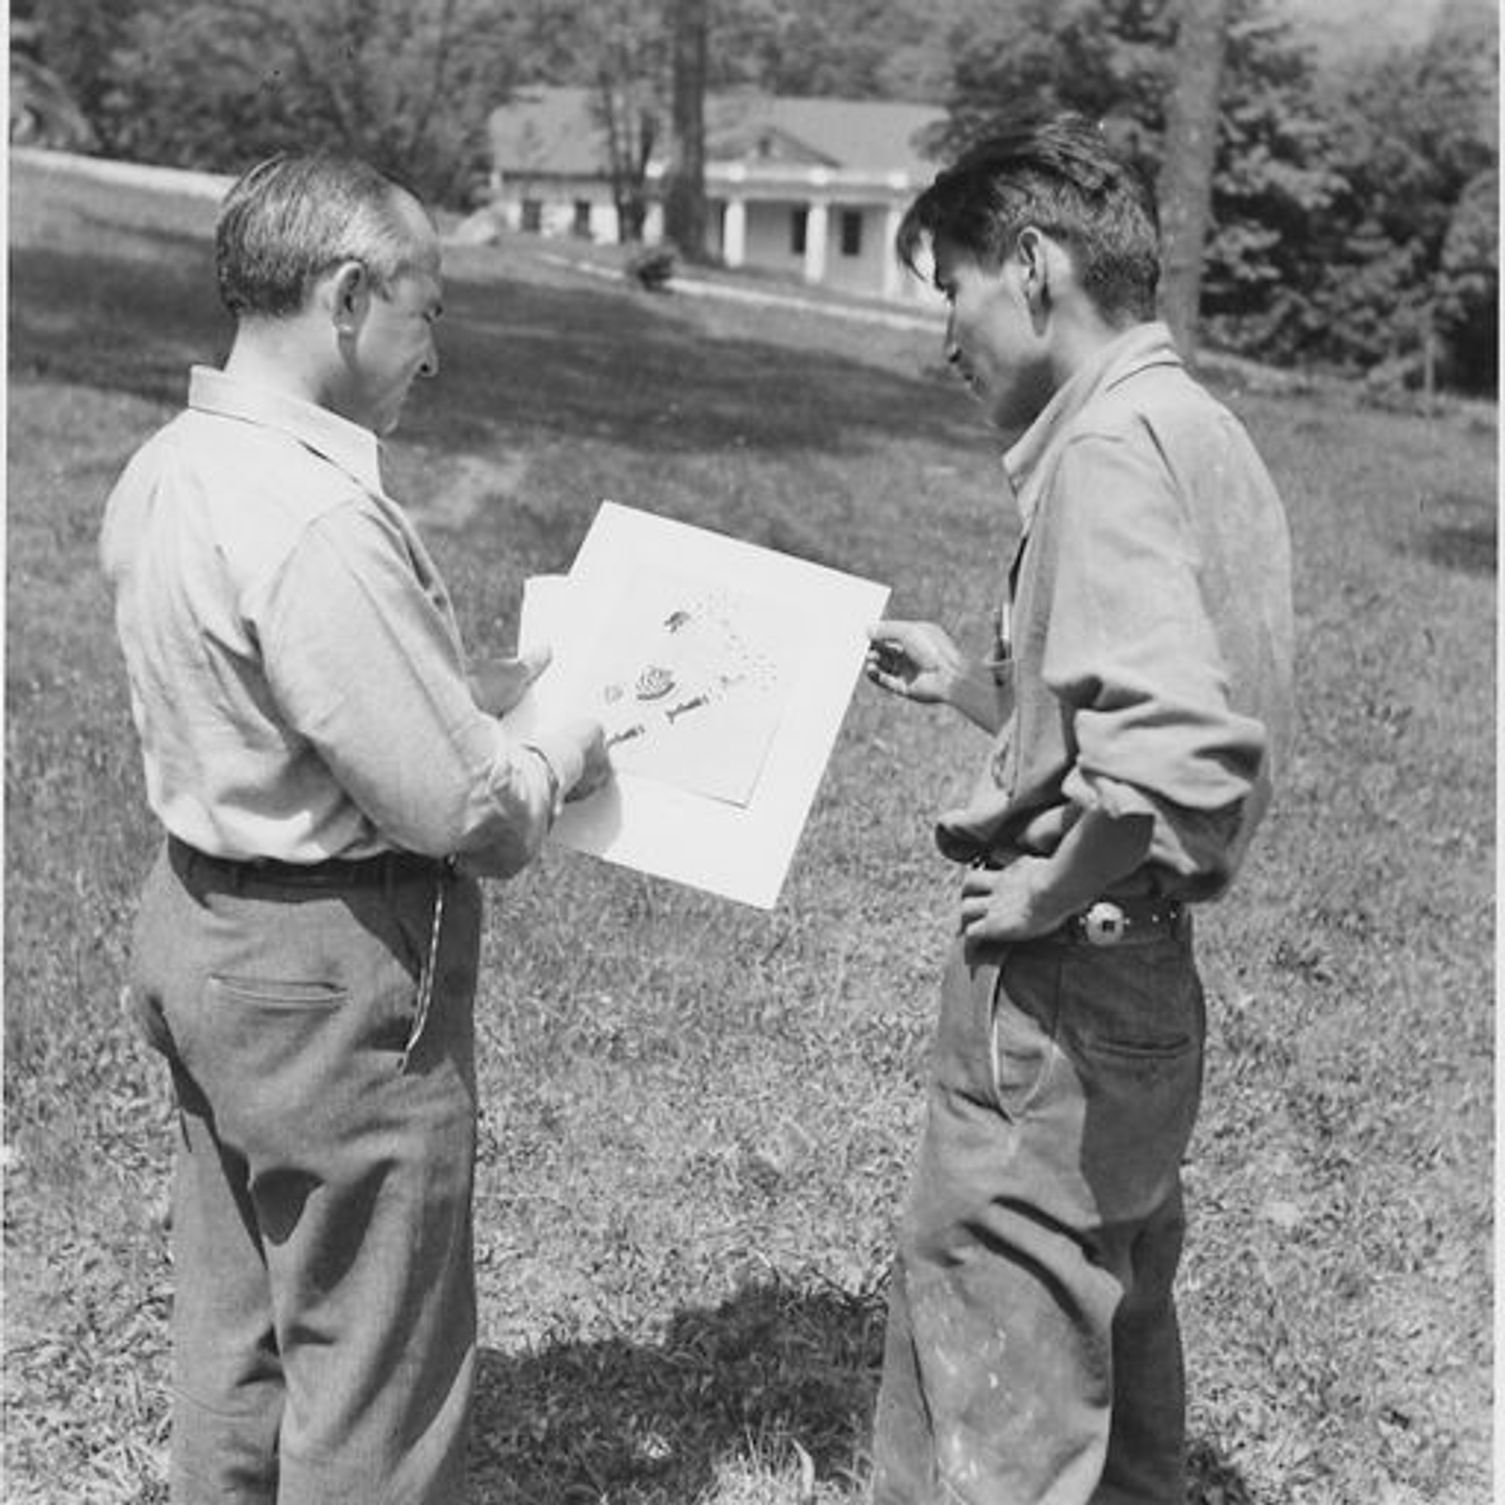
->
xmin=663 ymin=0 xmax=709 ymax=261
xmin=597 ymin=74 xmax=652 ymax=243
xmin=1157 ymin=0 xmax=1228 ymax=362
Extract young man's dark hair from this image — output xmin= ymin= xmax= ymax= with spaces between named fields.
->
xmin=896 ymin=108 xmax=1161 ymax=324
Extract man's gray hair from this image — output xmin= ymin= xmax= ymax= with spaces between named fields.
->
xmin=215 ymin=152 xmax=432 ymax=319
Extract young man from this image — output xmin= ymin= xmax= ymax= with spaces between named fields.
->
xmin=101 ymin=153 xmax=610 ymax=1504
xmin=865 ymin=111 xmax=1294 ymax=1503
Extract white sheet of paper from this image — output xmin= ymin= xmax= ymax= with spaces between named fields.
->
xmin=518 ymin=573 xmax=575 ymax=646
xmin=507 ymin=502 xmax=889 ymax=908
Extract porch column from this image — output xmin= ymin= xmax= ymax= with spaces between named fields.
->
xmin=723 ymin=196 xmax=747 ymax=267
xmin=802 ymin=200 xmax=830 ymax=285
xmin=881 ymin=202 xmax=907 ymax=301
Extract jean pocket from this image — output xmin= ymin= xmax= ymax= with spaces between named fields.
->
xmin=988 ymin=947 xmax=1063 ymax=1120
xmin=1062 ymin=940 xmax=1202 ymax=1059
xmin=208 ymin=975 xmax=349 ymax=1011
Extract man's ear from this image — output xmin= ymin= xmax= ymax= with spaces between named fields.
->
xmin=326 ymin=260 xmax=371 ymax=336
xmin=1015 ymin=226 xmax=1052 ymax=316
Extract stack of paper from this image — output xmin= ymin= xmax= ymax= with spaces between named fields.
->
xmin=504 ymin=501 xmax=889 ymax=908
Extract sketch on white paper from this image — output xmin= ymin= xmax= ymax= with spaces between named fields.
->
xmin=508 ymin=502 xmax=889 ymax=908
xmin=583 ymin=570 xmax=797 ymax=806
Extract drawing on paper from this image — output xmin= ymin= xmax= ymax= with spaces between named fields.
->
xmin=583 ymin=571 xmax=797 ymax=806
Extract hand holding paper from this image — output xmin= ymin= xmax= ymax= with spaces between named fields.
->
xmin=563 ymin=719 xmax=613 ymax=802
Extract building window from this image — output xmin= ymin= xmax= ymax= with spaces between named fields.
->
xmin=840 ymin=209 xmax=863 ymax=257
xmin=790 ymin=206 xmax=808 ymax=256
xmin=521 ymin=198 xmax=542 ymax=233
xmin=572 ymin=200 xmax=592 ymax=238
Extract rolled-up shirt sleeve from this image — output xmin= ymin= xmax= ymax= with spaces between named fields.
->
xmin=252 ymin=503 xmax=583 ymax=876
xmin=1037 ymin=430 xmax=1268 ymax=827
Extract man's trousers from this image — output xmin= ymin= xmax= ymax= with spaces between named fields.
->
xmin=128 ymin=840 xmax=482 ymax=1505
xmin=871 ymin=919 xmax=1206 ymax=1504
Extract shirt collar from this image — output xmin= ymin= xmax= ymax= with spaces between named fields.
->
xmin=187 ymin=366 xmax=385 ymax=495
xmin=1001 ymin=321 xmax=1183 ymax=532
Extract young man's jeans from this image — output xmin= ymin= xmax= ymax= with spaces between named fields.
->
xmin=872 ymin=919 xmax=1206 ymax=1505
xmin=128 ymin=841 xmax=482 ymax=1505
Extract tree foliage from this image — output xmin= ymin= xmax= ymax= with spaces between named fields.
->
xmin=1304 ymin=0 xmax=1499 ymax=388
xmin=927 ymin=0 xmax=1496 ymax=389
xmin=939 ymin=0 xmax=1173 ymax=146
xmin=10 ymin=4 xmax=98 ymax=151
xmin=933 ymin=0 xmax=1341 ymax=361
xmin=1436 ymin=169 xmax=1498 ymax=391
xmin=698 ymin=0 xmax=973 ymax=99
xmin=1193 ymin=3 xmax=1345 ymax=361
xmin=21 ymin=0 xmax=1498 ymax=389
xmin=39 ymin=0 xmax=528 ymax=204
xmin=582 ymin=0 xmax=672 ymax=241
xmin=24 ymin=0 xmax=134 ymax=131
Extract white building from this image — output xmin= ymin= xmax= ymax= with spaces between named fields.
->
xmin=485 ymin=87 xmax=948 ymax=305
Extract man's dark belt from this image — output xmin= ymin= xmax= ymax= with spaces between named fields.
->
xmin=970 ymin=855 xmax=1186 ymax=947
xmin=168 ymin=835 xmax=447 ymax=890
xmin=1051 ymin=896 xmax=1185 ymax=947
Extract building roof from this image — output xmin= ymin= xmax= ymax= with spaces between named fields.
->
xmin=488 ymin=86 xmax=947 ymax=183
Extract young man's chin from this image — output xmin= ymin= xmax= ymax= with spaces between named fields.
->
xmin=374 ymin=402 xmax=408 ymax=438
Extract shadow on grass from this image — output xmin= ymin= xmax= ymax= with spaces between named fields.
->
xmin=8 ymin=235 xmax=227 ymax=410
xmin=470 ymin=1280 xmax=884 ymax=1501
xmin=10 ymin=223 xmax=974 ymax=464
xmin=1415 ymin=521 xmax=1497 ymax=576
xmin=1187 ymin=1438 xmax=1262 ymax=1504
xmin=469 ymin=1279 xmax=1263 ymax=1504
xmin=1409 ymin=487 xmax=1498 ymax=576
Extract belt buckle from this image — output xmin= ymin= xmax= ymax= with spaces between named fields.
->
xmin=1081 ymin=900 xmax=1127 ymax=947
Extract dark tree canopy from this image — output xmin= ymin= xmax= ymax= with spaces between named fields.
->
xmin=20 ymin=0 xmax=1498 ymax=390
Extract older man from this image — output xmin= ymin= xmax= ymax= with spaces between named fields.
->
xmin=101 ymin=153 xmax=609 ymax=1504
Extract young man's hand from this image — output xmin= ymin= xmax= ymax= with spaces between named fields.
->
xmin=959 ymin=810 xmax=1156 ymax=945
xmin=865 ymin=620 xmax=964 ymax=705
xmin=866 ymin=620 xmax=1011 ymax=733
xmin=958 ymin=858 xmax=1073 ymax=943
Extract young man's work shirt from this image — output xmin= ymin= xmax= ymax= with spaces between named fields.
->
xmin=101 ymin=368 xmax=585 ymax=877
xmin=937 ymin=322 xmax=1295 ymax=903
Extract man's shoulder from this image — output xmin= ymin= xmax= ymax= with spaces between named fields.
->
xmin=112 ymin=405 xmax=196 ymax=475
xmin=104 ymin=404 xmax=384 ymax=599
xmin=1062 ymin=365 xmax=1265 ymax=488
xmin=1076 ymin=355 xmax=1227 ymax=439
xmin=125 ymin=405 xmax=368 ymax=522
xmin=1053 ymin=362 xmax=1283 ymax=534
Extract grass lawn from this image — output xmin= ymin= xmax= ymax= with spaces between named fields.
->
xmin=4 ymin=154 xmax=1495 ymax=1504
